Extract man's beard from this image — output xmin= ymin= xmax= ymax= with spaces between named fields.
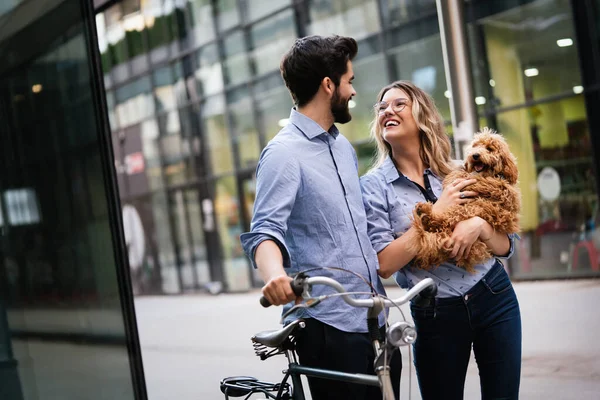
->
xmin=331 ymin=89 xmax=352 ymax=124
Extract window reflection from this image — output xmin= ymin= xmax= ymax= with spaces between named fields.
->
xmin=202 ymin=95 xmax=234 ymax=174
xmin=215 ymin=0 xmax=240 ymax=31
xmin=187 ymin=0 xmax=216 ymax=47
xmin=195 ymin=43 xmax=224 ymax=96
xmin=214 ymin=176 xmax=249 ymax=291
xmin=307 ymin=0 xmax=381 ymax=40
xmin=344 ymin=54 xmax=389 ymax=142
xmin=115 ymin=75 xmax=155 ymax=127
xmin=245 ymin=0 xmax=291 ymax=22
xmin=379 ymin=0 xmax=437 ymax=28
xmin=153 ymin=66 xmax=177 ymax=111
xmin=390 ymin=34 xmax=451 ymax=121
xmin=223 ymin=30 xmax=251 ymax=86
xmin=255 ymin=84 xmax=293 ymax=142
xmin=479 ymin=0 xmax=581 ymax=108
xmin=250 ymin=10 xmax=296 ymax=76
xmin=140 ymin=119 xmax=164 ymax=191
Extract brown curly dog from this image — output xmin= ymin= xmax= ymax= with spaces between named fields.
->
xmin=408 ymin=128 xmax=521 ymax=272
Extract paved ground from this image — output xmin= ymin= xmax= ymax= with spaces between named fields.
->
xmin=134 ymin=279 xmax=600 ymax=399
xmin=10 ymin=279 xmax=600 ymax=399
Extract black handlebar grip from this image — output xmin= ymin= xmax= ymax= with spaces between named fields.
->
xmin=421 ymin=283 xmax=438 ymax=298
xmin=259 ymin=275 xmax=306 ymax=308
xmin=412 ymin=282 xmax=438 ymax=308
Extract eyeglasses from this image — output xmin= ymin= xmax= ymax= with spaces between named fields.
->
xmin=374 ymin=98 xmax=409 ymax=115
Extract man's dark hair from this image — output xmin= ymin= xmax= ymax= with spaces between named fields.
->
xmin=280 ymin=35 xmax=358 ymax=107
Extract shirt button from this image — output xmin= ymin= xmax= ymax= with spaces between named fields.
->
xmin=464 ymin=294 xmax=469 ymax=301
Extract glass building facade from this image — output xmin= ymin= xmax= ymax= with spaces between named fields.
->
xmin=94 ymin=0 xmax=600 ymax=294
xmin=0 ymin=0 xmax=145 ymax=399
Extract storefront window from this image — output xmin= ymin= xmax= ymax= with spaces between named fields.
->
xmin=307 ymin=0 xmax=381 ymax=40
xmin=153 ymin=65 xmax=177 ymax=111
xmin=250 ymin=9 xmax=296 ymax=77
xmin=141 ymin=119 xmax=164 ymax=191
xmin=478 ymin=0 xmax=581 ymax=109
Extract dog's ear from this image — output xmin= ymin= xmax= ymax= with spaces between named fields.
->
xmin=501 ymin=149 xmax=519 ymax=184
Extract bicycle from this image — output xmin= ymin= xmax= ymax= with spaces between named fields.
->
xmin=220 ymin=272 xmax=437 ymax=399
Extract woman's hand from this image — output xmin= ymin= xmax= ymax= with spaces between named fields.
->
xmin=432 ymin=178 xmax=478 ymax=215
xmin=448 ymin=216 xmax=487 ymax=261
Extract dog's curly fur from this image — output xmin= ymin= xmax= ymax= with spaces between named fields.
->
xmin=408 ymin=128 xmax=521 ymax=272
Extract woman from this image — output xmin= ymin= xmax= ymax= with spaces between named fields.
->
xmin=360 ymin=81 xmax=521 ymax=400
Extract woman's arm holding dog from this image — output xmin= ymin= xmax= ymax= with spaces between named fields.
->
xmin=377 ymin=228 xmax=420 ymax=279
xmin=450 ymin=217 xmax=510 ymax=261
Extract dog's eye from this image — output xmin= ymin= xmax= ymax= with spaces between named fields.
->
xmin=486 ymin=146 xmax=493 ymax=152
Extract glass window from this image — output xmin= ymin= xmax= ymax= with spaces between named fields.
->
xmin=223 ymin=30 xmax=251 ymax=86
xmin=478 ymin=0 xmax=581 ymax=109
xmin=227 ymin=88 xmax=261 ymax=169
xmin=153 ymin=66 xmax=177 ymax=111
xmin=194 ymin=43 xmax=224 ymax=97
xmin=187 ymin=0 xmax=216 ymax=47
xmin=250 ymin=9 xmax=296 ymax=76
xmin=344 ymin=54 xmax=389 ymax=143
xmin=115 ymin=75 xmax=155 ymax=127
xmin=151 ymin=191 xmax=179 ymax=293
xmin=202 ymin=95 xmax=234 ymax=174
xmin=215 ymin=0 xmax=240 ymax=30
xmin=379 ymin=0 xmax=437 ymax=28
xmin=245 ymin=0 xmax=291 ymax=22
xmin=495 ymin=94 xmax=596 ymax=278
xmin=143 ymin=0 xmax=171 ymax=63
xmin=104 ymin=4 xmax=130 ymax=83
xmin=255 ymin=84 xmax=293 ymax=142
xmin=307 ymin=0 xmax=381 ymax=40
xmin=160 ymin=133 xmax=192 ymax=186
xmin=214 ymin=175 xmax=250 ymax=291
xmin=0 ymin=1 xmax=140 ymax=396
xmin=389 ymin=34 xmax=451 ymax=121
xmin=106 ymin=90 xmax=119 ymax=130
xmin=140 ymin=119 xmax=164 ymax=191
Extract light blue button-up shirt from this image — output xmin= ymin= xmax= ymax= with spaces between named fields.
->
xmin=360 ymin=156 xmax=516 ymax=297
xmin=240 ymin=109 xmax=386 ymax=333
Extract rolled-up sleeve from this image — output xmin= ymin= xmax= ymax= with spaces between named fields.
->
xmin=359 ymin=175 xmax=395 ymax=255
xmin=240 ymin=143 xmax=301 ymax=269
xmin=496 ymin=233 xmax=520 ymax=260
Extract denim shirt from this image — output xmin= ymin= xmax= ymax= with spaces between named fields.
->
xmin=360 ymin=156 xmax=517 ymax=298
xmin=240 ymin=109 xmax=386 ymax=332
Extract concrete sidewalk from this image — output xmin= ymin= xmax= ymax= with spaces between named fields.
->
xmin=134 ymin=279 xmax=600 ymax=399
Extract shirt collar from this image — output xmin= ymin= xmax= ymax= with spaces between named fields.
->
xmin=381 ymin=156 xmax=436 ymax=183
xmin=289 ymin=108 xmax=340 ymax=140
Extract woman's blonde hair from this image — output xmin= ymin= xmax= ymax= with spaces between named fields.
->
xmin=368 ymin=80 xmax=453 ymax=178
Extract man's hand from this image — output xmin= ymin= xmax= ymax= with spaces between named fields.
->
xmin=262 ymin=275 xmax=296 ymax=306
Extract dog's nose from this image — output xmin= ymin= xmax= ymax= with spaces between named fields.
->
xmin=472 ymin=153 xmax=480 ymax=160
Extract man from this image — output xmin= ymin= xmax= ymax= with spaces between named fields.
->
xmin=240 ymin=35 xmax=400 ymax=399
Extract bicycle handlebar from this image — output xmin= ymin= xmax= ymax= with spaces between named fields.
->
xmin=260 ymin=274 xmax=437 ymax=308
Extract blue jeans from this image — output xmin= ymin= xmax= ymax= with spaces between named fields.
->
xmin=410 ymin=261 xmax=522 ymax=400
